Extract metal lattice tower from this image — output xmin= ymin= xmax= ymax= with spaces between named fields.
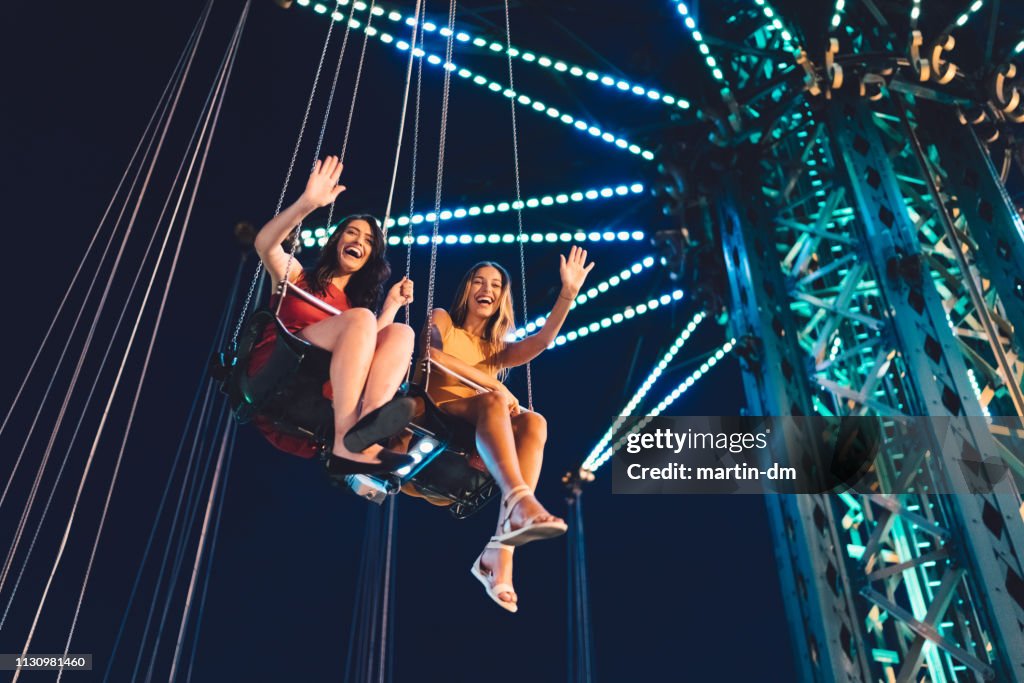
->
xmin=694 ymin=1 xmax=1024 ymax=680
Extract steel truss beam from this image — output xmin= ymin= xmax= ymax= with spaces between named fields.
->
xmin=717 ymin=89 xmax=1024 ymax=681
xmin=915 ymin=103 xmax=1024 ymax=412
xmin=719 ymin=172 xmax=874 ymax=682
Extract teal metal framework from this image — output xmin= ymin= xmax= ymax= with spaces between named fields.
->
xmin=705 ymin=2 xmax=1024 ymax=680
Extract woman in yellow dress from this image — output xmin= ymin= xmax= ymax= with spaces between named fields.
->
xmin=422 ymin=246 xmax=594 ymax=613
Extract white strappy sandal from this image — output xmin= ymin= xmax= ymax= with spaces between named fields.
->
xmin=470 ymin=539 xmax=518 ymax=613
xmin=491 ymin=484 xmax=568 ymax=547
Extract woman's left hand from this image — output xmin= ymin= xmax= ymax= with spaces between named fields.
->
xmin=385 ymin=277 xmax=414 ymax=308
xmin=559 ymin=245 xmax=595 ymax=296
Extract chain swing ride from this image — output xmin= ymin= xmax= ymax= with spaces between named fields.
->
xmin=4 ymin=0 xmax=1024 ymax=681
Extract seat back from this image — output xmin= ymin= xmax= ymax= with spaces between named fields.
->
xmin=225 ymin=311 xmax=334 ymax=446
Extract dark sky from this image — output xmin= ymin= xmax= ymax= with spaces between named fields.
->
xmin=2 ymin=2 xmax=794 ymax=681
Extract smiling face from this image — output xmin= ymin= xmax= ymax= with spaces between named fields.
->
xmin=450 ymin=261 xmax=516 ymax=355
xmin=335 ymin=218 xmax=374 ymax=274
xmin=467 ymin=265 xmax=506 ymax=320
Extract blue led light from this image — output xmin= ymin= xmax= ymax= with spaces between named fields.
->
xmin=672 ymin=1 xmax=732 ymax=95
xmin=952 ymin=0 xmax=987 ymax=28
xmin=583 ymin=337 xmax=737 ymax=472
xmin=313 ymin=6 xmax=655 ymax=160
xmin=583 ymin=312 xmax=707 ymax=467
xmin=375 ymin=182 xmax=645 ymax=230
xmin=313 ymin=1 xmax=693 ymax=111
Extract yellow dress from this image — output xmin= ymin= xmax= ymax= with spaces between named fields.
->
xmin=423 ymin=325 xmax=501 ymax=406
xmin=404 ymin=325 xmax=503 ymax=506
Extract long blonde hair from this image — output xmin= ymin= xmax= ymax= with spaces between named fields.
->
xmin=449 ymin=262 xmax=516 ymax=373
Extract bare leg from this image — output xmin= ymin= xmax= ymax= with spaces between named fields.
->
xmin=299 ymin=308 xmax=383 ymax=463
xmin=510 ymin=412 xmax=547 ymax=488
xmin=440 ymin=393 xmax=544 ymax=503
xmin=359 ymin=323 xmax=415 ymax=417
xmin=478 ymin=411 xmax=548 ymax=606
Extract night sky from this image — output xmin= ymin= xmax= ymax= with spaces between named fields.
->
xmin=3 ymin=2 xmax=794 ymax=681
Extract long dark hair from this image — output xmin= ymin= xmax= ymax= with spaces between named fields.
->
xmin=305 ymin=214 xmax=390 ymax=310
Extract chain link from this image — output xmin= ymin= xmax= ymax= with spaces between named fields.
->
xmin=423 ymin=0 xmax=458 ymax=389
xmin=280 ymin=2 xmax=357 ymax=300
xmin=503 ymin=0 xmax=533 ymax=410
xmin=229 ymin=1 xmax=343 ymax=348
xmin=382 ymin=0 xmax=424 ymax=239
xmin=403 ymin=3 xmax=426 ymax=329
xmin=326 ymin=0 xmax=378 ymax=230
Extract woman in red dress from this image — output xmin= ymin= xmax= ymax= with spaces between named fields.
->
xmin=251 ymin=155 xmax=415 ymax=474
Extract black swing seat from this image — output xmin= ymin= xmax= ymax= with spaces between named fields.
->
xmin=215 ymin=310 xmax=498 ymax=519
xmin=222 ymin=309 xmax=335 ymax=446
xmin=371 ymin=383 xmax=499 ymax=520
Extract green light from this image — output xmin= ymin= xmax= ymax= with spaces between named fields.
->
xmin=753 ymin=0 xmax=801 ymax=54
xmin=952 ymin=0 xmax=987 ymax=28
xmin=584 ymin=336 xmax=736 ymax=472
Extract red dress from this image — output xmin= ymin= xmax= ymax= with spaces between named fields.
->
xmin=248 ymin=270 xmax=351 ymax=458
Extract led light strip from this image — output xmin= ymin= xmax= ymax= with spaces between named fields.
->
xmin=522 ymin=290 xmax=686 ymax=351
xmin=829 ymin=0 xmax=848 ymax=31
xmin=951 ymin=0 xmax=986 ymax=28
xmin=1015 ymin=38 xmax=1024 ymax=55
xmin=582 ymin=312 xmax=707 ymax=467
xmin=911 ymin=0 xmax=923 ymax=27
xmin=966 ymin=369 xmax=992 ymax=418
xmin=381 ymin=182 xmax=645 ymax=230
xmin=515 ymin=257 xmax=659 ymax=337
xmin=296 ymin=1 xmax=655 ymax=160
xmin=390 ymin=230 xmax=647 ymax=247
xmin=671 ymin=1 xmax=732 ymax=96
xmin=753 ymin=0 xmax=800 ymax=53
xmin=582 ymin=338 xmax=736 ymax=472
xmin=305 ymin=0 xmax=694 ymax=112
xmin=302 ymin=228 xmax=648 ymax=249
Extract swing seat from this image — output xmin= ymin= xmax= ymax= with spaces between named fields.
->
xmin=218 ymin=311 xmax=498 ymax=518
xmin=382 ymin=383 xmax=499 ymax=519
xmin=223 ymin=309 xmax=335 ymax=449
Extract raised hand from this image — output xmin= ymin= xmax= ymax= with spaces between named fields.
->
xmin=301 ymin=155 xmax=346 ymax=209
xmin=559 ymin=245 xmax=595 ymax=296
xmin=385 ymin=277 xmax=415 ymax=309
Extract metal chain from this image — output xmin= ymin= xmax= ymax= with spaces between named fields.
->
xmin=280 ymin=2 xmax=356 ymax=298
xmin=382 ymin=0 xmax=424 ymax=238
xmin=229 ymin=0 xmax=342 ymax=349
xmin=503 ymin=0 xmax=533 ymax=410
xmin=423 ymin=0 xmax=458 ymax=389
xmin=326 ymin=0 xmax=378 ymax=230
xmin=403 ymin=3 xmax=426 ymax=329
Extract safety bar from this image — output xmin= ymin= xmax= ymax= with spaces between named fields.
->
xmin=426 ymin=357 xmax=531 ymax=412
xmin=283 ymin=281 xmax=343 ymax=316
